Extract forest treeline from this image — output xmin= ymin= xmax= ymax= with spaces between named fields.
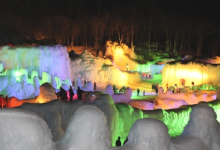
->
xmin=0 ymin=0 xmax=220 ymax=56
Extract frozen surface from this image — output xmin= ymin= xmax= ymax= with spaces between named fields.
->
xmin=56 ymin=105 xmax=111 ymax=150
xmin=0 ymin=108 xmax=56 ymax=150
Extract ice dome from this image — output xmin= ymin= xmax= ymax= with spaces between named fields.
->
xmin=105 ymin=85 xmax=114 ymax=95
xmin=182 ymin=104 xmax=220 ymax=150
xmin=85 ymin=81 xmax=93 ymax=91
xmin=124 ymin=118 xmax=170 ymax=150
xmin=124 ymin=87 xmax=132 ymax=99
xmin=56 ymin=105 xmax=111 ymax=150
xmin=0 ymin=108 xmax=56 ymax=150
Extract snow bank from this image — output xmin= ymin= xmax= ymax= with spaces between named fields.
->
xmin=0 ymin=108 xmax=56 ymax=150
xmin=56 ymin=105 xmax=111 ymax=150
xmin=104 ymin=85 xmax=132 ymax=103
xmin=156 ymin=87 xmax=216 ymax=108
xmin=195 ymin=56 xmax=220 ymax=64
xmin=162 ymin=61 xmax=220 ymax=89
xmin=182 ymin=104 xmax=220 ymax=150
xmin=0 ymin=45 xmax=70 ymax=80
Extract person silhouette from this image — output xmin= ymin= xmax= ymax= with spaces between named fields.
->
xmin=60 ymin=87 xmax=67 ymax=102
xmin=115 ymin=137 xmax=121 ymax=146
xmin=69 ymin=86 xmax=74 ymax=102
xmin=77 ymin=86 xmax=83 ymax=100
xmin=94 ymin=82 xmax=97 ymax=90
xmin=137 ymin=88 xmax=140 ymax=97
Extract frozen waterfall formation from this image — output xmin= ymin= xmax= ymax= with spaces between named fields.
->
xmin=162 ymin=61 xmax=220 ymax=89
xmin=1 ymin=104 xmax=220 ymax=150
xmin=0 ymin=46 xmax=141 ymax=99
xmin=70 ymin=50 xmax=141 ymax=88
xmin=0 ymin=45 xmax=72 ymax=99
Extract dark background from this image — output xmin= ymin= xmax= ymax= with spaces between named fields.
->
xmin=0 ymin=0 xmax=220 ymax=56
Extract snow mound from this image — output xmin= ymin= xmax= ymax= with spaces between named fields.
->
xmin=0 ymin=108 xmax=56 ymax=150
xmin=124 ymin=118 xmax=170 ymax=150
xmin=171 ymin=136 xmax=207 ymax=150
xmin=105 ymin=85 xmax=114 ymax=95
xmin=182 ymin=104 xmax=220 ymax=150
xmin=56 ymin=105 xmax=111 ymax=150
xmin=36 ymin=82 xmax=57 ymax=103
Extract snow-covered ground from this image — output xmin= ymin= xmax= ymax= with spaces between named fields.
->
xmin=1 ymin=102 xmax=220 ymax=150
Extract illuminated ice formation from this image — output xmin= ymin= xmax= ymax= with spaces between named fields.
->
xmin=155 ymin=87 xmax=216 ymax=109
xmin=162 ymin=61 xmax=220 ymax=89
xmin=0 ymin=108 xmax=56 ymax=150
xmin=150 ymin=64 xmax=164 ymax=78
xmin=0 ymin=45 xmax=70 ymax=80
xmin=56 ymin=105 xmax=111 ymax=150
xmin=105 ymin=41 xmax=149 ymax=72
xmin=7 ymin=82 xmax=57 ymax=108
xmin=70 ymin=50 xmax=141 ymax=88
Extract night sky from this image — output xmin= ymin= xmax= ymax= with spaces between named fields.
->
xmin=0 ymin=0 xmax=220 ymax=56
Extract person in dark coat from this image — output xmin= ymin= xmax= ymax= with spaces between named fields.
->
xmin=77 ymin=86 xmax=83 ymax=100
xmin=60 ymin=87 xmax=67 ymax=102
xmin=137 ymin=88 xmax=140 ymax=96
xmin=94 ymin=82 xmax=97 ymax=90
xmin=69 ymin=86 xmax=74 ymax=102
xmin=115 ymin=137 xmax=121 ymax=147
xmin=84 ymin=80 xmax=86 ymax=87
